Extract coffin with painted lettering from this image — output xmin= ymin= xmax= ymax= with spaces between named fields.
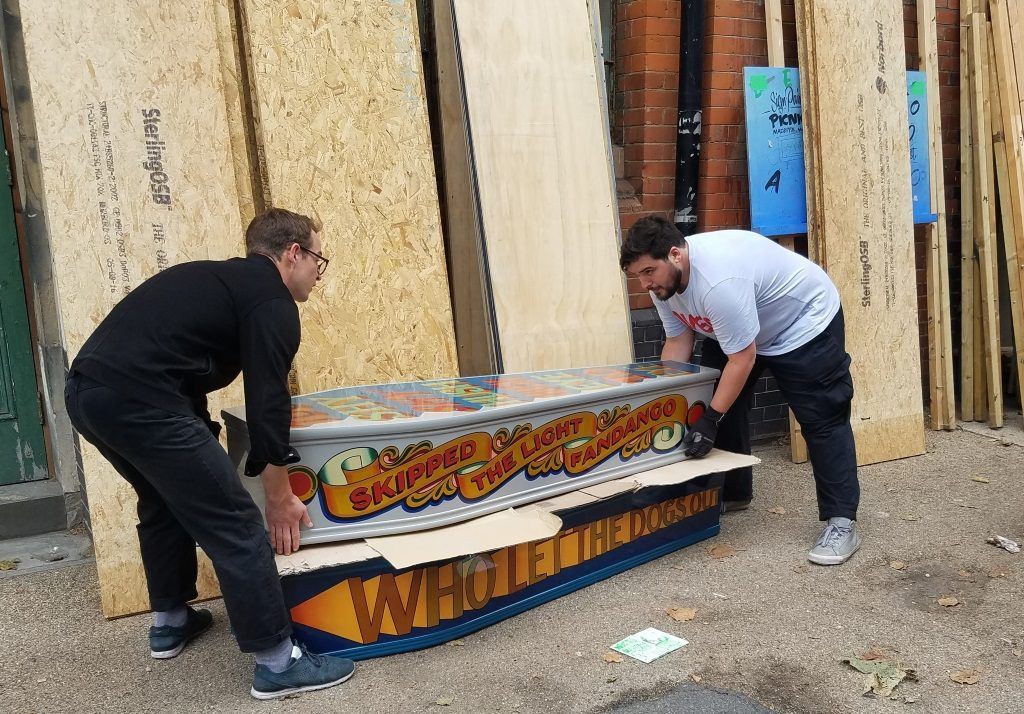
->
xmin=222 ymin=361 xmax=719 ymax=544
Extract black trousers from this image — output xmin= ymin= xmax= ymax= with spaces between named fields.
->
xmin=65 ymin=373 xmax=292 ymax=652
xmin=699 ymin=309 xmax=860 ymax=520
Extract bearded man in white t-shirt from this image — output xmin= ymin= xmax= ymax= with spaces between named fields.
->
xmin=620 ymin=215 xmax=861 ymax=565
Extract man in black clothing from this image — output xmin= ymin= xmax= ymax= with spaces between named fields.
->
xmin=64 ymin=208 xmax=355 ymax=700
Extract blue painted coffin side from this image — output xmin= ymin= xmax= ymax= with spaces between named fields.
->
xmin=283 ymin=474 xmax=724 ymax=660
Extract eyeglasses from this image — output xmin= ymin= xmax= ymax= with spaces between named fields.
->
xmin=299 ymin=245 xmax=329 ymax=276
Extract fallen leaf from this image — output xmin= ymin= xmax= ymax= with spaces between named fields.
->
xmin=890 ymin=561 xmax=907 ymax=571
xmin=602 ymin=652 xmax=624 ymax=663
xmin=445 ymin=640 xmax=464 ymax=647
xmin=859 ymin=648 xmax=889 ymax=661
xmin=767 ymin=506 xmax=786 ymax=515
xmin=708 ymin=544 xmax=738 ymax=559
xmin=667 ymin=607 xmax=698 ymax=622
xmin=950 ymin=670 xmax=979 ymax=685
xmin=606 ymin=676 xmax=618 ymax=683
xmin=435 ymin=696 xmax=454 ymax=706
xmin=0 ymin=560 xmax=18 ymax=571
xmin=843 ymin=656 xmax=916 ymax=697
xmin=902 ymin=514 xmax=919 ymax=522
xmin=691 ymin=673 xmax=702 ymax=683
xmin=904 ymin=695 xmax=920 ymax=703
xmin=792 ymin=564 xmax=809 ymax=574
xmin=938 ymin=596 xmax=960 ymax=607
xmin=971 ymin=476 xmax=991 ymax=484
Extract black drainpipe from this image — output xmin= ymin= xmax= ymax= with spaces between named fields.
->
xmin=674 ymin=0 xmax=704 ymax=236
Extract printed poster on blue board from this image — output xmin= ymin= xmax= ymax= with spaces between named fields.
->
xmin=742 ymin=67 xmax=937 ymax=237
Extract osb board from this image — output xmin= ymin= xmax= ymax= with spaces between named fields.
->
xmin=20 ymin=1 xmax=249 ymax=616
xmin=433 ymin=0 xmax=499 ymax=376
xmin=239 ymin=0 xmax=458 ymax=390
xmin=450 ymin=0 xmax=633 ymax=371
xmin=804 ymin=0 xmax=925 ymax=464
xmin=214 ymin=0 xmax=258 ymax=227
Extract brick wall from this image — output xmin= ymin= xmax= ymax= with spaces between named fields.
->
xmin=619 ymin=0 xmax=966 ymax=437
xmin=615 ymin=0 xmax=682 ymax=309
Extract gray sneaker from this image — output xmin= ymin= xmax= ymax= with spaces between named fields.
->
xmin=808 ymin=518 xmax=861 ymax=565
xmin=251 ymin=644 xmax=355 ymax=700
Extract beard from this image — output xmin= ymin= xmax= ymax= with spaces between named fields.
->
xmin=652 ymin=263 xmax=685 ymax=300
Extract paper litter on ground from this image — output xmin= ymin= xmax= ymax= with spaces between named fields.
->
xmin=610 ymin=628 xmax=688 ymax=663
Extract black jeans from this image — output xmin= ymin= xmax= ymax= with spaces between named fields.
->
xmin=699 ymin=309 xmax=860 ymax=521
xmin=64 ymin=373 xmax=292 ymax=652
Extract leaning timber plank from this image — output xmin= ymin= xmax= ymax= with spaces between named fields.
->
xmin=19 ymin=0 xmax=247 ymax=616
xmin=974 ymin=268 xmax=990 ymax=420
xmin=804 ymin=0 xmax=926 ymax=464
xmin=969 ymin=16 xmax=1003 ymax=426
xmin=239 ymin=0 xmax=459 ymax=390
xmin=991 ymin=0 xmax=1024 ymax=406
xmin=961 ymin=13 xmax=977 ymax=421
xmin=917 ymin=0 xmax=957 ymax=430
xmin=448 ymin=0 xmax=633 ymax=371
xmin=768 ymin=0 xmax=805 ymax=457
xmin=766 ymin=0 xmax=786 ymax=66
xmin=433 ymin=0 xmax=499 ymax=376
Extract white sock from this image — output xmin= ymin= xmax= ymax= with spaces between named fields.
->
xmin=255 ymin=639 xmax=301 ymax=673
xmin=828 ymin=517 xmax=853 ymax=528
xmin=153 ymin=604 xmax=188 ymax=628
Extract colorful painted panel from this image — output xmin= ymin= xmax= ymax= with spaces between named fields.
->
xmin=278 ymin=361 xmax=703 ymax=429
xmin=224 ymin=362 xmax=718 ymax=543
xmin=283 ymin=475 xmax=723 ymax=660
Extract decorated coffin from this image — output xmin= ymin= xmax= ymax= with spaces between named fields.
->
xmin=283 ymin=474 xmax=724 ymax=660
xmin=223 ymin=361 xmax=719 ymax=544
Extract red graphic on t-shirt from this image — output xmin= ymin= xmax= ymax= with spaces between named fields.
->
xmin=672 ymin=311 xmax=713 ymax=333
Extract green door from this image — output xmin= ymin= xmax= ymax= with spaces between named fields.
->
xmin=0 ymin=126 xmax=46 ymax=485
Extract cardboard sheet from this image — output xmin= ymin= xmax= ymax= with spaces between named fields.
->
xmin=280 ymin=449 xmax=758 ymax=575
xmin=364 ymin=508 xmax=562 ymax=570
xmin=275 ymin=540 xmax=379 ymax=576
xmin=580 ymin=450 xmax=761 ymax=499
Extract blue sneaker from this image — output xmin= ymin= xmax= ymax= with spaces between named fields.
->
xmin=149 ymin=607 xmax=213 ymax=659
xmin=251 ymin=644 xmax=355 ymax=700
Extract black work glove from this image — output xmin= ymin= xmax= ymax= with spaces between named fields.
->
xmin=683 ymin=406 xmax=725 ymax=458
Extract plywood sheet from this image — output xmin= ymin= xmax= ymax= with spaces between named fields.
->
xmin=19 ymin=1 xmax=249 ymax=616
xmin=433 ymin=0 xmax=498 ymax=376
xmin=804 ymin=0 xmax=926 ymax=464
xmin=239 ymin=0 xmax=458 ymax=390
xmin=448 ymin=0 xmax=633 ymax=371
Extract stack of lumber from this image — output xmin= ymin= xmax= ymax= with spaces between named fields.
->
xmin=960 ymin=0 xmax=1024 ymax=428
xmin=794 ymin=0 xmax=927 ymax=466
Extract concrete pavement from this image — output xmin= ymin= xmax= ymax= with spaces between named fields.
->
xmin=1 ymin=427 xmax=1022 ymax=713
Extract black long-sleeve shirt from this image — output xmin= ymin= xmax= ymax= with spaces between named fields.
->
xmin=70 ymin=255 xmax=300 ymax=473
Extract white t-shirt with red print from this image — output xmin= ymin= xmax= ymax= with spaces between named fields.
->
xmin=652 ymin=230 xmax=841 ymax=356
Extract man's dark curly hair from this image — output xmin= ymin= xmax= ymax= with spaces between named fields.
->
xmin=618 ymin=215 xmax=686 ymax=271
